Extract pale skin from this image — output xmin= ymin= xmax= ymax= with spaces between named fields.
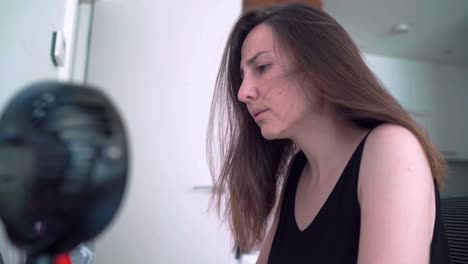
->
xmin=238 ymin=23 xmax=436 ymax=264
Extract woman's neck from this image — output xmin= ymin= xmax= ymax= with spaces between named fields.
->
xmin=290 ymin=114 xmax=369 ymax=185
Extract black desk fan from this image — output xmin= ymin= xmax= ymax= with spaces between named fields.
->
xmin=0 ymin=81 xmax=129 ymax=264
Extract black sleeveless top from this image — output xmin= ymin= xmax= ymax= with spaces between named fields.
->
xmin=268 ymin=134 xmax=452 ymax=263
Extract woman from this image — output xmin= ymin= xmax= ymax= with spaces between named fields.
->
xmin=207 ymin=3 xmax=452 ymax=263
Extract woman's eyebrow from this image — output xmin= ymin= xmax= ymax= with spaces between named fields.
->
xmin=246 ymin=50 xmax=273 ymax=66
xmin=241 ymin=50 xmax=273 ymax=73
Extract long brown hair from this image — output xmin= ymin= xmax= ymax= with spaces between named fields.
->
xmin=207 ymin=3 xmax=446 ymax=253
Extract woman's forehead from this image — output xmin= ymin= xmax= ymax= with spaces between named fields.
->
xmin=239 ymin=24 xmax=294 ymax=71
xmin=240 ymin=24 xmax=275 ymax=63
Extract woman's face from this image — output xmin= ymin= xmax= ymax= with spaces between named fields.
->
xmin=238 ymin=23 xmax=312 ymax=140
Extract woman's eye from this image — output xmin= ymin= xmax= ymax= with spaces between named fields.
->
xmin=256 ymin=64 xmax=270 ymax=73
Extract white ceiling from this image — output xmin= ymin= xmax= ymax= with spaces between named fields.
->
xmin=323 ymin=0 xmax=468 ymax=67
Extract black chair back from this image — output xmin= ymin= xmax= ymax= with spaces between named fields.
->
xmin=441 ymin=196 xmax=468 ymax=263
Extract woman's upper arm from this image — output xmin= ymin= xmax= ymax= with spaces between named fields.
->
xmin=357 ymin=124 xmax=436 ymax=264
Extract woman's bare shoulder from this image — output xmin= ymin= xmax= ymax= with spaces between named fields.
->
xmin=356 ymin=123 xmax=436 ymax=263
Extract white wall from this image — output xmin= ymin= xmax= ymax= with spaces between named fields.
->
xmin=0 ymin=0 xmax=67 ymax=113
xmin=443 ymin=162 xmax=468 ymax=198
xmin=86 ymin=1 xmax=242 ymax=263
xmin=71 ymin=3 xmax=93 ymax=83
xmin=363 ymin=53 xmax=468 ymax=116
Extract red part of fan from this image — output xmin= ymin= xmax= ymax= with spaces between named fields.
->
xmin=54 ymin=254 xmax=72 ymax=264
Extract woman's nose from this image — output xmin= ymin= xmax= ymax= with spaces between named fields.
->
xmin=237 ymin=79 xmax=258 ymax=103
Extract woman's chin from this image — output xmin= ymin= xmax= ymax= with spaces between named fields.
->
xmin=260 ymin=127 xmax=284 ymax=141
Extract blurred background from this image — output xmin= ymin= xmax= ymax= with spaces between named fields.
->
xmin=1 ymin=0 xmax=467 ymax=263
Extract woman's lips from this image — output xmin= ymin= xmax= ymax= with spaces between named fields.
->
xmin=254 ymin=110 xmax=267 ymax=121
